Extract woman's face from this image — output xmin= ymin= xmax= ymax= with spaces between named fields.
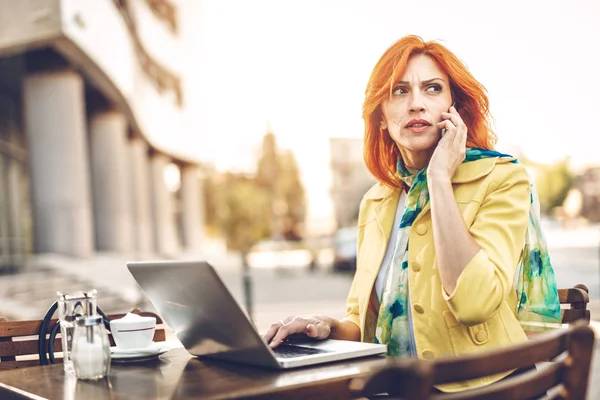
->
xmin=380 ymin=54 xmax=453 ymax=169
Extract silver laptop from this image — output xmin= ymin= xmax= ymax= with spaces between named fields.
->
xmin=126 ymin=260 xmax=386 ymax=369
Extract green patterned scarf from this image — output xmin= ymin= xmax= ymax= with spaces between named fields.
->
xmin=374 ymin=148 xmax=561 ymax=356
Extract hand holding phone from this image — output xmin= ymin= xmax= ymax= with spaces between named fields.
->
xmin=440 ymin=102 xmax=457 ymax=137
xmin=429 ymin=102 xmax=467 ymax=181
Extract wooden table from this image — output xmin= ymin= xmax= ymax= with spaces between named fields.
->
xmin=0 ymin=348 xmax=389 ymax=399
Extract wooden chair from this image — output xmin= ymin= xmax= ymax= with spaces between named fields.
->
xmin=348 ymin=358 xmax=434 ymax=399
xmin=558 ymin=284 xmax=590 ymax=325
xmin=350 ymin=321 xmax=595 ymax=400
xmin=0 ymin=309 xmax=166 ymax=370
xmin=522 ymin=285 xmax=590 ymax=339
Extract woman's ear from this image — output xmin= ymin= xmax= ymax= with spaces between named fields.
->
xmin=380 ymin=117 xmax=388 ymax=130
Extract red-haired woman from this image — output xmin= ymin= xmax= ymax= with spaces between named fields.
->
xmin=263 ymin=35 xmax=559 ymax=392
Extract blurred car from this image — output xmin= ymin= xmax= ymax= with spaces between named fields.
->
xmin=246 ymin=239 xmax=314 ymax=269
xmin=332 ymin=227 xmax=358 ymax=272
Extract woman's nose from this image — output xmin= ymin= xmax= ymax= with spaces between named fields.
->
xmin=409 ymin=93 xmax=426 ymax=113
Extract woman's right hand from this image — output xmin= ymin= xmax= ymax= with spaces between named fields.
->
xmin=262 ymin=315 xmax=336 ymax=348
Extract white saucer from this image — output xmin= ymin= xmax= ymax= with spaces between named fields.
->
xmin=110 ymin=342 xmax=170 ymax=363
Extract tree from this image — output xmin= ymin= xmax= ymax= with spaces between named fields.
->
xmin=256 ymin=131 xmax=280 ymax=239
xmin=204 ymin=171 xmax=270 ymax=253
xmin=522 ymin=157 xmax=575 ymax=215
xmin=200 ymin=164 xmax=220 ymax=237
xmin=256 ymin=131 xmax=306 ymax=240
xmin=220 ymin=173 xmax=271 ymax=253
xmin=200 ymin=132 xmax=307 ymax=320
xmin=278 ymin=151 xmax=305 ymax=240
xmin=202 ymin=129 xmax=306 ymax=248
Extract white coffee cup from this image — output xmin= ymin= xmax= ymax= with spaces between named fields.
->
xmin=110 ymin=313 xmax=156 ymax=350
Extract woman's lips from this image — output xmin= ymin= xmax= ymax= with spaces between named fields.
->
xmin=405 ymin=119 xmax=432 ymax=134
xmin=406 ymin=124 xmax=431 ymax=133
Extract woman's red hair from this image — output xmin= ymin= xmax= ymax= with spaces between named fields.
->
xmin=363 ymin=35 xmax=496 ymax=188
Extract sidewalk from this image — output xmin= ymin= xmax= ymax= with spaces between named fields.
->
xmin=541 ymin=221 xmax=600 ymax=248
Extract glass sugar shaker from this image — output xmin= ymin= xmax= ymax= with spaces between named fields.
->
xmin=71 ymin=315 xmax=111 ymax=380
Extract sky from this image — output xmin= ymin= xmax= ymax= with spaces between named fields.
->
xmin=174 ymin=0 xmax=600 ymax=230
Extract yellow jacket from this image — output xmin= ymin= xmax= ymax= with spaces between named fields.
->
xmin=344 ymin=157 xmax=530 ymax=392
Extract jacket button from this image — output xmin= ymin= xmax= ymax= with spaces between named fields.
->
xmin=411 ymin=261 xmax=421 ymax=272
xmin=413 ymin=304 xmax=424 ymax=314
xmin=422 ymin=350 xmax=435 ymax=359
xmin=416 ymin=224 xmax=427 ymax=235
xmin=475 ymin=330 xmax=488 ymax=343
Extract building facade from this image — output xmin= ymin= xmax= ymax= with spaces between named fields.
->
xmin=329 ymin=138 xmax=376 ymax=229
xmin=578 ymin=166 xmax=600 ymax=223
xmin=0 ymin=0 xmax=203 ymax=270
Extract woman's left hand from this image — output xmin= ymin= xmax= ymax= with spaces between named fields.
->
xmin=428 ymin=105 xmax=468 ymax=181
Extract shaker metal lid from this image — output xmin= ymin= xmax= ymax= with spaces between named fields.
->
xmin=75 ymin=315 xmax=103 ymax=326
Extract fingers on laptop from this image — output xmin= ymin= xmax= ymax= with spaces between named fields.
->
xmin=266 ymin=316 xmax=332 ymax=348
xmin=305 ymin=322 xmax=330 ymax=339
xmin=262 ymin=320 xmax=286 ymax=344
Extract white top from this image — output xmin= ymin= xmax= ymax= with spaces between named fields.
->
xmin=375 ymin=191 xmax=407 ymax=300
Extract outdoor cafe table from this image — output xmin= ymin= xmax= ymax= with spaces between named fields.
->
xmin=0 ymin=347 xmax=390 ymax=399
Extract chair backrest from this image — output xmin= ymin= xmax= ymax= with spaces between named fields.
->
xmin=429 ymin=320 xmax=595 ymax=400
xmin=558 ymin=284 xmax=590 ymax=325
xmin=350 ymin=321 xmax=594 ymax=400
xmin=0 ymin=309 xmax=166 ymax=370
xmin=348 ymin=358 xmax=434 ymax=399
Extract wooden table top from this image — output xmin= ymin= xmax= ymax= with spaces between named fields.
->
xmin=0 ymin=347 xmax=389 ymax=399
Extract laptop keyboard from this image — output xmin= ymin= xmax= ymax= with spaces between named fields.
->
xmin=273 ymin=344 xmax=332 ymax=359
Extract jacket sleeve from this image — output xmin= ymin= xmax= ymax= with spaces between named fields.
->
xmin=343 ymin=195 xmax=369 ymax=329
xmin=443 ymin=163 xmax=530 ymax=326
xmin=344 ymin=278 xmax=361 ymax=328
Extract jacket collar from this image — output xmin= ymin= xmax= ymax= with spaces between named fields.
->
xmin=365 ymin=157 xmax=503 ymax=201
xmin=364 ymin=182 xmax=397 ymax=201
xmin=451 ymin=157 xmax=500 ymax=183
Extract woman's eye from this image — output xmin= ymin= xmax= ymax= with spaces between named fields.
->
xmin=426 ymin=84 xmax=442 ymax=93
xmin=392 ymin=86 xmax=408 ymax=95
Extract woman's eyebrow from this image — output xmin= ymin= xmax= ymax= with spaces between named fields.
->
xmin=395 ymin=78 xmax=446 ymax=85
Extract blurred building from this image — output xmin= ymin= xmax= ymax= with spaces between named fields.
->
xmin=578 ymin=166 xmax=600 ymax=222
xmin=0 ymin=0 xmax=204 ymax=270
xmin=329 ymin=138 xmax=376 ymax=229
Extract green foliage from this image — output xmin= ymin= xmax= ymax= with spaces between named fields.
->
xmin=256 ymin=132 xmax=306 ymax=240
xmin=276 ymin=151 xmax=306 ymax=239
xmin=200 ymin=164 xmax=220 ymax=236
xmin=522 ymin=157 xmax=574 ymax=214
xmin=216 ymin=173 xmax=271 ymax=253
xmin=201 ymin=171 xmax=271 ymax=252
xmin=202 ymin=130 xmax=307 ymax=252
